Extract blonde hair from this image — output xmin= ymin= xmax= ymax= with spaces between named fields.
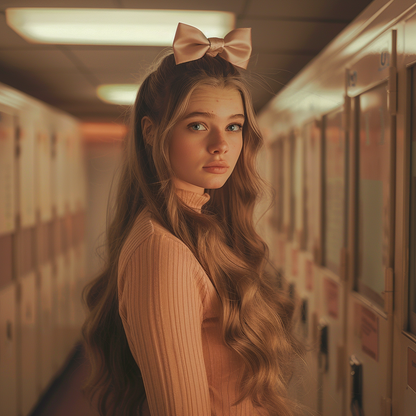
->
xmin=81 ymin=52 xmax=305 ymax=416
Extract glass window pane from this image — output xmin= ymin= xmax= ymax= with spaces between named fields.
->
xmin=356 ymin=83 xmax=390 ymax=305
xmin=304 ymin=122 xmax=320 ymax=255
xmin=323 ymin=109 xmax=346 ymax=276
xmin=409 ymin=66 xmax=416 ymax=334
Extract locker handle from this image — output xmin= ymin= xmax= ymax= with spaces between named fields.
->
xmin=350 ymin=355 xmax=364 ymax=416
xmin=6 ymin=320 xmax=13 ymax=341
xmin=318 ymin=321 xmax=329 ymax=373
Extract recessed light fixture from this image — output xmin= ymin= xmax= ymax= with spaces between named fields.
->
xmin=96 ymin=84 xmax=140 ymax=105
xmin=5 ymin=8 xmax=235 ymax=45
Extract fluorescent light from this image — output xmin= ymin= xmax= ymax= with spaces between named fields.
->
xmin=96 ymin=84 xmax=140 ymax=105
xmin=5 ymin=8 xmax=235 ymax=45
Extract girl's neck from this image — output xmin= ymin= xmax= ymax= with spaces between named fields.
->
xmin=175 ymin=188 xmax=210 ymax=212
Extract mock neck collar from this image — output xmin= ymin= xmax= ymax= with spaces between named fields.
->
xmin=176 ymin=188 xmax=210 ymax=212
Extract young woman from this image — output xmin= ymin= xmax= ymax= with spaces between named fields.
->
xmin=82 ymin=23 xmax=304 ymax=416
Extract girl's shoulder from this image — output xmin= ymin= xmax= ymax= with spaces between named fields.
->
xmin=118 ymin=207 xmax=192 ymax=276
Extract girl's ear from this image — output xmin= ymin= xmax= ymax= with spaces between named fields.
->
xmin=141 ymin=116 xmax=154 ymax=146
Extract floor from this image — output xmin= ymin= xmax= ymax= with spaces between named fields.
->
xmin=30 ymin=343 xmax=100 ymax=416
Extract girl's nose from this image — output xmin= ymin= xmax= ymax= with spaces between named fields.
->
xmin=207 ymin=131 xmax=229 ymax=154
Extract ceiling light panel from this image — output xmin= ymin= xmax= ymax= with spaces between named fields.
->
xmin=6 ymin=8 xmax=235 ymax=45
xmin=96 ymin=84 xmax=140 ymax=105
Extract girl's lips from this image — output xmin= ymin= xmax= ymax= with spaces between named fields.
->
xmin=203 ymin=166 xmax=229 ymax=174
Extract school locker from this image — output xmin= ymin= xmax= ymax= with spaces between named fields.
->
xmin=18 ymin=271 xmax=38 ymax=416
xmin=0 ymin=282 xmax=18 ymax=416
xmin=38 ymin=261 xmax=54 ymax=393
xmin=68 ymin=246 xmax=79 ymax=345
xmin=281 ymin=134 xmax=294 ymax=288
xmin=78 ymin=240 xmax=89 ymax=328
xmin=0 ymin=109 xmax=15 ymax=235
xmin=18 ymin=109 xmax=36 ymax=228
xmin=393 ymin=11 xmax=416 ymax=415
xmin=53 ymin=131 xmax=68 ymax=218
xmin=271 ymin=139 xmax=286 ymax=278
xmin=314 ymin=104 xmax=349 ymax=416
xmin=295 ymin=120 xmax=323 ymax=414
xmin=345 ymin=30 xmax=396 ymax=416
xmin=54 ymin=252 xmax=69 ymax=371
xmin=35 ymin=119 xmax=52 ymax=223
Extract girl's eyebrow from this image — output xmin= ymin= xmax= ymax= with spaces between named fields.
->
xmin=182 ymin=111 xmax=245 ymax=120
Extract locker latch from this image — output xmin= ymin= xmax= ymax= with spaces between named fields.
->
xmin=350 ymin=355 xmax=364 ymax=416
xmin=318 ymin=321 xmax=329 ymax=373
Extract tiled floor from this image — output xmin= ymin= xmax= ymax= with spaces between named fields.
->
xmin=30 ymin=343 xmax=100 ymax=416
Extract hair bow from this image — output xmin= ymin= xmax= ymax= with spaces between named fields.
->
xmin=172 ymin=23 xmax=252 ymax=69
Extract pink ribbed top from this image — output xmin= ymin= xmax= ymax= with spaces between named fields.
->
xmin=117 ymin=189 xmax=268 ymax=416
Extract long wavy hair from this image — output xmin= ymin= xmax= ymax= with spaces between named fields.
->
xmin=81 ymin=52 xmax=305 ymax=416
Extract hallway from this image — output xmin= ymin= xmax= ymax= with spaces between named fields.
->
xmin=30 ymin=344 xmax=99 ymax=416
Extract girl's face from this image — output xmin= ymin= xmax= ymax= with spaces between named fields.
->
xmin=169 ymin=85 xmax=244 ymax=195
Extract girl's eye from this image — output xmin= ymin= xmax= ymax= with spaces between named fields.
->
xmin=189 ymin=123 xmax=207 ymax=131
xmin=227 ymin=124 xmax=243 ymax=132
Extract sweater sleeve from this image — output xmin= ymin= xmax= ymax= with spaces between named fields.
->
xmin=118 ymin=233 xmax=211 ymax=416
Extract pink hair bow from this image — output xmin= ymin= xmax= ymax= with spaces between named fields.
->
xmin=172 ymin=23 xmax=252 ymax=69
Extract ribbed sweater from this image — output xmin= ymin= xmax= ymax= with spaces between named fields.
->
xmin=117 ymin=189 xmax=269 ymax=416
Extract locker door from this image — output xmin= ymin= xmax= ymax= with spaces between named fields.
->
xmin=402 ymin=61 xmax=416 ymax=416
xmin=292 ymin=122 xmax=320 ymax=414
xmin=68 ymin=247 xmax=78 ymax=344
xmin=317 ymin=106 xmax=349 ymax=416
xmin=395 ymin=13 xmax=416 ymax=414
xmin=273 ymin=139 xmax=287 ymax=278
xmin=35 ymin=122 xmax=52 ymax=223
xmin=0 ymin=283 xmax=18 ymax=416
xmin=54 ymin=253 xmax=68 ymax=370
xmin=19 ymin=272 xmax=38 ymax=416
xmin=18 ymin=109 xmax=36 ymax=228
xmin=345 ymin=30 xmax=395 ymax=416
xmin=268 ymin=140 xmax=282 ymax=263
xmin=291 ymin=128 xmax=304 ymax=288
xmin=0 ymin=110 xmax=15 ymax=234
xmin=304 ymin=120 xmax=322 ymax=265
xmin=39 ymin=262 xmax=54 ymax=392
xmin=282 ymin=134 xmax=292 ymax=286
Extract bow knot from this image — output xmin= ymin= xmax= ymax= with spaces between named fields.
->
xmin=173 ymin=23 xmax=252 ymax=69
xmin=207 ymin=37 xmax=225 ymax=57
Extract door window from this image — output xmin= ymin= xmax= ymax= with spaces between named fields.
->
xmin=356 ymin=83 xmax=390 ymax=306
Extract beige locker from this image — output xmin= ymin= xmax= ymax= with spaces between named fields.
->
xmin=0 ymin=233 xmax=13 ymax=288
xmin=304 ymin=120 xmax=322 ymax=265
xmin=294 ymin=120 xmax=325 ymax=414
xmin=77 ymin=240 xmax=87 ymax=327
xmin=52 ymin=132 xmax=67 ymax=218
xmin=18 ymin=272 xmax=38 ymax=416
xmin=68 ymin=247 xmax=79 ymax=345
xmin=314 ymin=105 xmax=349 ymax=416
xmin=0 ymin=282 xmax=18 ymax=416
xmin=297 ymin=255 xmax=320 ymax=413
xmin=0 ymin=109 xmax=15 ymax=235
xmin=345 ymin=31 xmax=395 ymax=416
xmin=54 ymin=253 xmax=69 ymax=371
xmin=38 ymin=262 xmax=54 ymax=393
xmin=315 ymin=272 xmax=345 ymax=416
xmin=18 ymin=109 xmax=36 ymax=228
xmin=35 ymin=121 xmax=52 ymax=223
xmin=66 ymin=130 xmax=78 ymax=215
xmin=394 ymin=11 xmax=416 ymax=415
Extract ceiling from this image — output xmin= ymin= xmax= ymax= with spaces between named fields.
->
xmin=0 ymin=0 xmax=373 ymax=124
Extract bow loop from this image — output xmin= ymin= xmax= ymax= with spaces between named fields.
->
xmin=173 ymin=23 xmax=252 ymax=69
